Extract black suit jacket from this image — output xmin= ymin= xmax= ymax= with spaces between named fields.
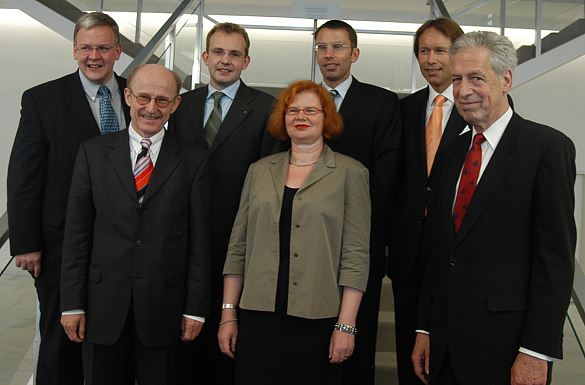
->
xmin=327 ymin=77 xmax=401 ymax=280
xmin=7 ymin=71 xmax=131 ymax=285
xmin=419 ymin=112 xmax=576 ymax=384
xmin=387 ymin=86 xmax=467 ymax=282
xmin=61 ymin=129 xmax=212 ymax=348
xmin=167 ymin=81 xmax=283 ymax=284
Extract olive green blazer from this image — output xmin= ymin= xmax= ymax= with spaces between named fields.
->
xmin=223 ymin=144 xmax=370 ymax=319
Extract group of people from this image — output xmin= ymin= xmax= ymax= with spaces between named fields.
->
xmin=7 ymin=10 xmax=575 ymax=385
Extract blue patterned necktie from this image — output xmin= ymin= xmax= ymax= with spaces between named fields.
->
xmin=98 ymin=85 xmax=119 ymax=134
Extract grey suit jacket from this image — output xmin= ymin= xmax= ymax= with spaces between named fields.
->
xmin=61 ymin=129 xmax=212 ymax=348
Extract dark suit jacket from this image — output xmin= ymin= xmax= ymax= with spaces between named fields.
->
xmin=7 ymin=70 xmax=130 ymax=285
xmin=419 ymin=112 xmax=576 ymax=384
xmin=387 ymin=86 xmax=467 ymax=282
xmin=167 ymin=81 xmax=283 ymax=285
xmin=61 ymin=129 xmax=212 ymax=348
xmin=326 ymin=77 xmax=401 ymax=280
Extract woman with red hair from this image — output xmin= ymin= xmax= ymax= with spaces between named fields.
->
xmin=218 ymin=80 xmax=371 ymax=384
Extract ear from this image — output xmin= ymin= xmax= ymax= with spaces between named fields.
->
xmin=114 ymin=43 xmax=122 ymax=61
xmin=202 ymin=51 xmax=209 ymax=66
xmin=124 ymin=87 xmax=132 ymax=107
xmin=351 ymin=47 xmax=360 ymax=64
xmin=170 ymin=95 xmax=181 ymax=114
xmin=501 ymin=69 xmax=513 ymax=93
xmin=242 ymin=55 xmax=251 ymax=70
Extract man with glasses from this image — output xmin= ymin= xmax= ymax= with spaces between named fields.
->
xmin=60 ymin=64 xmax=211 ymax=384
xmin=7 ymin=12 xmax=129 ymax=385
xmin=168 ymin=22 xmax=283 ymax=384
xmin=314 ymin=19 xmax=401 ymax=385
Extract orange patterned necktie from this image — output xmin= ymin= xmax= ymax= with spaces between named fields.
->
xmin=425 ymin=95 xmax=447 ymax=176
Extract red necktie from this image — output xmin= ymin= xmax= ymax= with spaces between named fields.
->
xmin=134 ymin=138 xmax=153 ymax=206
xmin=453 ymin=133 xmax=485 ymax=234
xmin=426 ymin=95 xmax=447 ymax=176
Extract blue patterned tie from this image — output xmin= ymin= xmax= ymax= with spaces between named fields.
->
xmin=98 ymin=85 xmax=119 ymax=134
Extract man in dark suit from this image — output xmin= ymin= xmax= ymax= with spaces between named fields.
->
xmin=412 ymin=31 xmax=576 ymax=385
xmin=388 ymin=18 xmax=464 ymax=385
xmin=60 ymin=64 xmax=211 ymax=384
xmin=7 ymin=13 xmax=129 ymax=385
xmin=167 ymin=22 xmax=283 ymax=384
xmin=314 ymin=19 xmax=401 ymax=385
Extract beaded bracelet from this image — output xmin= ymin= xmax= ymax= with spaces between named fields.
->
xmin=334 ymin=322 xmax=357 ymax=335
xmin=219 ymin=318 xmax=238 ymax=326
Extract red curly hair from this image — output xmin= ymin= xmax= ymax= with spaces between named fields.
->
xmin=268 ymin=80 xmax=343 ymax=141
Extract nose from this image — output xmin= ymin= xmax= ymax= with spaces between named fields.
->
xmin=89 ymin=47 xmax=101 ymax=60
xmin=457 ymin=78 xmax=473 ymax=98
xmin=324 ymin=46 xmax=335 ymax=58
xmin=220 ymin=51 xmax=231 ymax=63
xmin=145 ymin=98 xmax=158 ymax=113
xmin=427 ymin=51 xmax=437 ymax=64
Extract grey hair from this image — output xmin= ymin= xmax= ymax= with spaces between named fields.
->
xmin=449 ymin=31 xmax=517 ymax=78
xmin=74 ymin=12 xmax=120 ymax=45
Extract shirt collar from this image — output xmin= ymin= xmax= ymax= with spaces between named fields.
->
xmin=428 ymin=84 xmax=453 ymax=107
xmin=322 ymin=75 xmax=353 ymax=100
xmin=79 ymin=70 xmax=118 ymax=101
xmin=128 ymin=123 xmax=165 ymax=154
xmin=469 ymin=107 xmax=513 ymax=150
xmin=207 ymin=79 xmax=240 ymax=101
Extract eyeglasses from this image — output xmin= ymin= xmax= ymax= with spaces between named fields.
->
xmin=76 ymin=45 xmax=115 ymax=55
xmin=314 ymin=43 xmax=353 ymax=53
xmin=285 ymin=107 xmax=324 ymax=115
xmin=128 ymin=89 xmax=178 ymax=108
xmin=208 ymin=49 xmax=245 ymax=59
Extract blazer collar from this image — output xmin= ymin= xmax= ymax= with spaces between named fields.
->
xmin=338 ymin=76 xmax=361 ymax=123
xmin=65 ymin=70 xmax=101 ymax=139
xmin=269 ymin=144 xmax=336 ymax=201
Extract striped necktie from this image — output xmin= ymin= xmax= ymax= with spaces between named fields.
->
xmin=204 ymin=91 xmax=225 ymax=149
xmin=98 ymin=85 xmax=119 ymax=134
xmin=134 ymin=138 xmax=153 ymax=206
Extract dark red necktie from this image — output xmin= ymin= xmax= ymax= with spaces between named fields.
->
xmin=453 ymin=133 xmax=485 ymax=234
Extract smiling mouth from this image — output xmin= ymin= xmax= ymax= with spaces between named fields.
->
xmin=218 ymin=68 xmax=231 ymax=73
xmin=88 ymin=64 xmax=102 ymax=69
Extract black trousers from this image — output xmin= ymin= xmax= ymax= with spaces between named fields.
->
xmin=82 ymin=305 xmax=178 ymax=385
xmin=35 ymin=279 xmax=84 ymax=385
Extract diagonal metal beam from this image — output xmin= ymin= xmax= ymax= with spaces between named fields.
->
xmin=122 ymin=0 xmax=198 ymax=77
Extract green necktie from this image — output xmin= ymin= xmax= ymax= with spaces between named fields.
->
xmin=204 ymin=91 xmax=225 ymax=149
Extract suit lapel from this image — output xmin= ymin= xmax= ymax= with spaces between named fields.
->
xmin=211 ymin=82 xmax=254 ymax=151
xmin=115 ymin=74 xmax=131 ymax=126
xmin=184 ymin=88 xmax=207 ymax=148
xmin=413 ymin=87 xmax=430 ymax=175
xmin=338 ymin=77 xmax=361 ymax=123
xmin=269 ymin=152 xmax=289 ymax=204
xmin=107 ymin=130 xmax=137 ymax=200
xmin=454 ymin=114 xmax=524 ymax=244
xmin=299 ymin=145 xmax=335 ymax=192
xmin=143 ymin=132 xmax=182 ymax=203
xmin=65 ymin=71 xmax=101 ymax=140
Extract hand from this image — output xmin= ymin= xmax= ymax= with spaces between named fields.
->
xmin=412 ymin=333 xmax=430 ymax=385
xmin=218 ymin=319 xmax=238 ymax=359
xmin=15 ymin=251 xmax=42 ymax=278
xmin=61 ymin=314 xmax=85 ymax=343
xmin=511 ymin=352 xmax=548 ymax=385
xmin=181 ymin=317 xmax=204 ymax=342
xmin=329 ymin=330 xmax=355 ymax=364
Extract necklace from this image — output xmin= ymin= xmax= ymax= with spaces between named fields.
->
xmin=289 ymin=154 xmax=318 ymax=167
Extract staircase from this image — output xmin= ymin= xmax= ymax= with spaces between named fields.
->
xmin=375 ymin=277 xmax=399 ymax=385
xmin=517 ymin=18 xmax=585 ymax=64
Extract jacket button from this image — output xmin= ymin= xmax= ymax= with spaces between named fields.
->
xmin=134 ymin=206 xmax=140 ymax=213
xmin=450 ymin=260 xmax=457 ymax=267
xmin=127 ymin=276 xmax=133 ymax=281
xmin=426 ymin=187 xmax=432 ymax=192
xmin=292 ymin=282 xmax=297 ymax=286
xmin=136 ymin=240 xmax=142 ymax=246
xmin=293 ymin=253 xmax=298 ymax=257
xmin=295 ymin=225 xmax=300 ymax=228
